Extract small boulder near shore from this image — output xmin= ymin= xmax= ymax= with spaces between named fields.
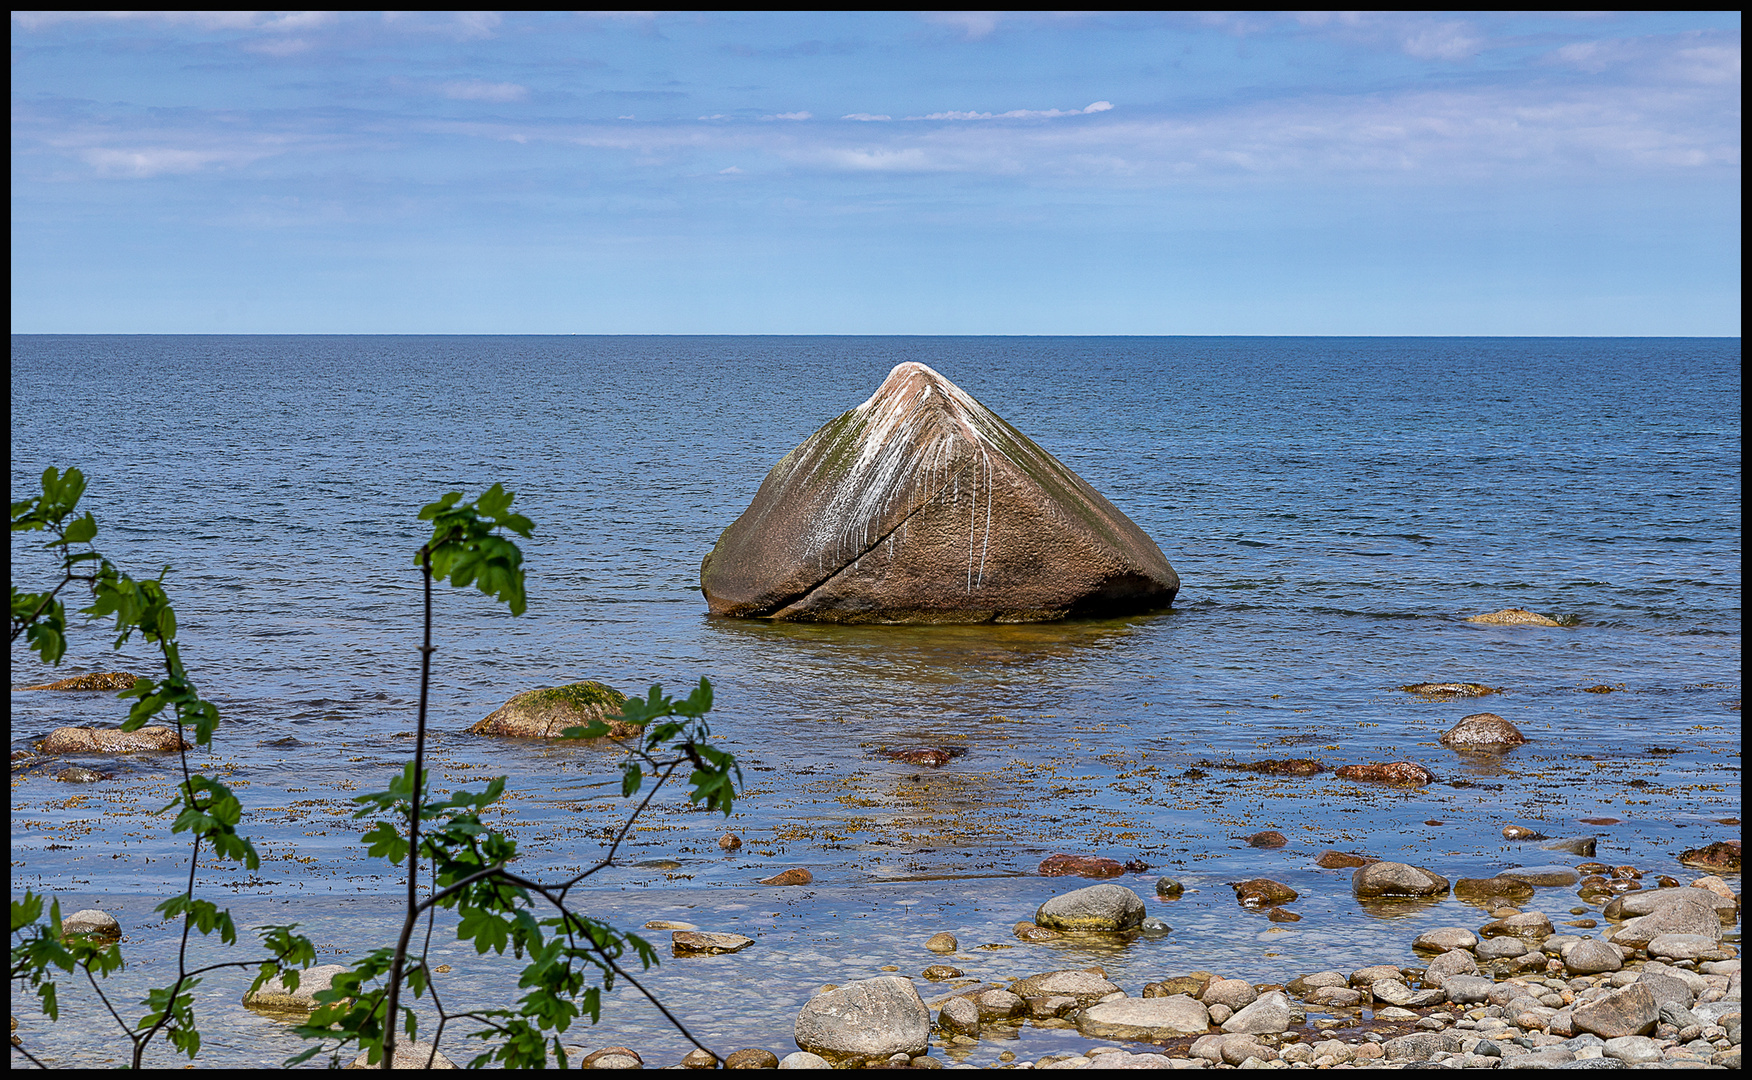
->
xmin=1466 ymin=608 xmax=1563 ymax=627
xmin=698 ymin=362 xmax=1179 ymax=624
xmin=467 ymin=681 xmax=632 ymax=739
xmin=244 ymin=964 xmax=351 ymax=1014
xmin=39 ymin=726 xmax=188 ymax=754
xmin=793 ymin=976 xmax=930 ymax=1063
xmin=1353 ymin=861 xmax=1449 ymax=900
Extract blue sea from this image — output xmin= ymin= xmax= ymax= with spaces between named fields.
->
xmin=8 ymin=336 xmax=1742 ymax=1067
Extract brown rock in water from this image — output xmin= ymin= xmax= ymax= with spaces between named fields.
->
xmin=1246 ymin=831 xmax=1288 ymax=849
xmin=725 ymin=1048 xmax=779 ymax=1070
xmin=672 ymin=931 xmax=755 ymax=954
xmin=1038 ymin=853 xmax=1125 ymax=879
xmin=578 ymin=1047 xmax=643 ymax=1069
xmin=698 ymin=362 xmax=1179 ymax=624
xmin=1677 ymin=841 xmax=1740 ymax=873
xmin=39 ymin=726 xmax=189 ymax=754
xmin=1013 ymin=920 xmax=1065 ymax=942
xmin=19 ymin=671 xmax=141 ymax=692
xmin=1466 ymin=608 xmax=1562 ymax=627
xmin=1400 ymin=682 xmax=1500 ymax=698
xmin=1334 ymin=761 xmax=1435 ymax=786
xmin=1454 ymin=877 xmax=1536 ymax=905
xmin=468 ymin=681 xmax=633 ymax=739
xmin=759 ymin=868 xmax=813 ymax=886
xmin=884 ymin=747 xmax=963 ymax=767
xmin=1244 ymin=759 xmax=1325 ymax=776
xmin=1316 ymin=850 xmax=1374 ymax=869
xmin=1502 ymin=824 xmax=1548 ymax=840
xmin=1267 ymin=907 xmax=1302 ymax=923
xmin=718 ymin=832 xmax=742 ymax=851
xmin=1439 ymin=712 xmax=1528 ymax=749
xmin=1232 ymin=879 xmax=1299 ymax=908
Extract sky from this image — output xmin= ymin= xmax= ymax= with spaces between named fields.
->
xmin=9 ymin=11 xmax=1742 ymax=335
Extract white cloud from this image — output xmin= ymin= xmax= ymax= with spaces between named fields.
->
xmin=914 ymin=101 xmax=1116 ymax=121
xmin=441 ymin=80 xmax=528 ymax=103
xmin=381 ymin=11 xmax=501 ymax=40
xmin=12 ymin=11 xmax=334 ymax=33
xmin=1400 ymin=20 xmax=1483 ymax=61
xmin=922 ymin=11 xmax=1002 ymax=40
xmin=77 ymin=147 xmax=275 ymax=178
xmin=843 ymin=114 xmax=892 ymax=122
xmin=767 ymin=111 xmax=813 ymax=121
xmin=719 ymin=165 xmax=743 ymax=174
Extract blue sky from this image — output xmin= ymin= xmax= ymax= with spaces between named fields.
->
xmin=9 ymin=11 xmax=1742 ymax=334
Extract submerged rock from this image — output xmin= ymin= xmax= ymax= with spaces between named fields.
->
xmin=39 ymin=726 xmax=188 ymax=754
xmin=1677 ymin=841 xmax=1740 ymax=873
xmin=467 ymin=681 xmax=632 ymax=739
xmin=1232 ymin=879 xmax=1298 ymax=908
xmin=346 ymin=1041 xmax=457 ymax=1069
xmin=1439 ymin=712 xmax=1527 ymax=749
xmin=1466 ymin=608 xmax=1562 ymax=627
xmin=1077 ymin=996 xmax=1209 ymax=1039
xmin=1334 ymin=761 xmax=1436 ymax=786
xmin=1038 ymin=853 xmax=1125 ymax=879
xmin=1400 ymin=682 xmax=1500 ymax=698
xmin=672 ymin=931 xmax=755 ymax=954
xmin=699 ymin=362 xmax=1179 ymax=624
xmin=19 ymin=671 xmax=141 ymax=692
xmin=244 ymin=964 xmax=351 ymax=1014
xmin=1315 ymin=850 xmax=1374 ymax=869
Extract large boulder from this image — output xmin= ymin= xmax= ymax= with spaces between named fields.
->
xmin=19 ymin=672 xmax=141 ymax=691
xmin=794 ymin=977 xmax=930 ymax=1063
xmin=699 ymin=362 xmax=1178 ymax=624
xmin=244 ymin=964 xmax=352 ymax=1014
xmin=467 ymin=682 xmax=632 ymax=739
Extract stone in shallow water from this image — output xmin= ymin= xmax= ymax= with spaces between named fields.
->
xmin=1333 ymin=761 xmax=1436 ymax=786
xmin=699 ymin=362 xmax=1179 ymax=624
xmin=1440 ymin=712 xmax=1528 ymax=748
xmin=671 ymin=931 xmax=755 ymax=954
xmin=345 ymin=1041 xmax=458 ymax=1069
xmin=40 ymin=725 xmax=189 ymax=754
xmin=794 ymin=977 xmax=930 ymax=1062
xmin=20 ymin=671 xmax=140 ymax=691
xmin=1315 ymin=849 xmax=1373 ymax=868
xmin=244 ymin=964 xmax=350 ymax=1014
xmin=1481 ymin=911 xmax=1555 ymax=939
xmin=467 ymin=681 xmax=632 ymax=739
xmin=1038 ymin=853 xmax=1125 ymax=878
xmin=1494 ymin=865 xmax=1581 ymax=887
xmin=1676 ymin=840 xmax=1740 ymax=872
xmin=1012 ymin=970 xmax=1123 ymax=1004
xmin=1352 ymin=861 xmax=1449 ymax=899
xmin=1542 ymin=836 xmax=1598 ymax=856
xmin=1466 ymin=608 xmax=1562 ymax=627
xmin=1035 ymin=883 xmax=1145 ymax=932
xmin=1413 ymin=926 xmax=1479 ymax=952
xmin=60 ymin=909 xmax=121 ymax=940
xmin=1077 ymin=995 xmax=1209 ymax=1039
xmin=924 ymin=931 xmax=958 ymax=953
xmin=1231 ymin=878 xmax=1297 ymax=908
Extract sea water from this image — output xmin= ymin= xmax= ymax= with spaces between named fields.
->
xmin=9 ymin=335 xmax=1742 ymax=1067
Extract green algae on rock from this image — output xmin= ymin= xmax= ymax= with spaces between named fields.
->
xmin=699 ymin=362 xmax=1178 ymax=623
xmin=466 ymin=680 xmax=634 ymax=739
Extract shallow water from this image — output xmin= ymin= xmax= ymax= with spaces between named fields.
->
xmin=9 ymin=335 xmax=1742 ymax=1067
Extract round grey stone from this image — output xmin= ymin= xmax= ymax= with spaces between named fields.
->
xmin=1078 ymin=995 xmax=1210 ymax=1039
xmin=794 ymin=977 xmax=930 ymax=1062
xmin=1035 ymin=883 xmax=1146 ymax=932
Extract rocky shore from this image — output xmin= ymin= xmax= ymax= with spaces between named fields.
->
xmin=556 ymin=869 xmax=1739 ymax=1069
